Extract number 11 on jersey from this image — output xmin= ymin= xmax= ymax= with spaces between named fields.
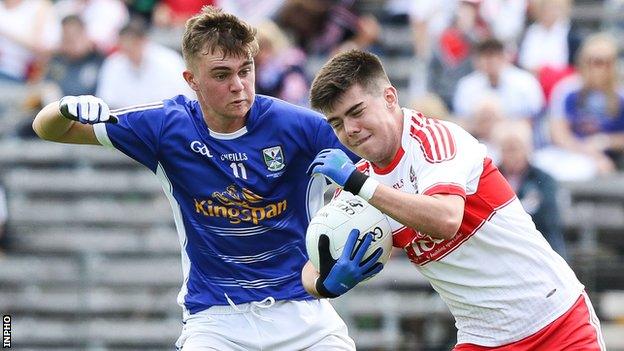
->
xmin=230 ymin=162 xmax=248 ymax=179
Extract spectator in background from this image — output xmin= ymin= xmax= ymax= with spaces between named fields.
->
xmin=466 ymin=94 xmax=507 ymax=162
xmin=518 ymin=0 xmax=580 ymax=100
xmin=277 ymin=0 xmax=380 ymax=56
xmin=386 ymin=0 xmax=459 ymax=102
xmin=219 ymin=0 xmax=285 ymax=26
xmin=0 ymin=0 xmax=61 ymax=83
xmin=479 ymin=0 xmax=527 ymax=50
xmin=123 ymin=0 xmax=159 ymax=24
xmin=255 ymin=20 xmax=309 ymax=106
xmin=45 ymin=15 xmax=104 ymax=99
xmin=410 ymin=92 xmax=452 ymax=122
xmin=55 ymin=0 xmax=129 ymax=54
xmin=428 ymin=0 xmax=488 ymax=108
xmin=546 ymin=33 xmax=624 ymax=176
xmin=391 ymin=0 xmax=458 ymax=61
xmin=453 ymin=38 xmax=544 ymax=123
xmin=96 ymin=17 xmax=194 ymax=109
xmin=493 ymin=120 xmax=568 ymax=259
xmin=152 ymin=0 xmax=216 ymax=28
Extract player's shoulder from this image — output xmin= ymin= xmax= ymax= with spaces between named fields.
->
xmin=254 ymin=95 xmax=326 ymax=125
xmin=404 ymin=109 xmax=479 ymax=163
xmin=111 ymin=94 xmax=194 ymax=124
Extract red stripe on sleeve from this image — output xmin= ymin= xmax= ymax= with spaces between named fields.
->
xmin=409 ymin=116 xmax=456 ymax=163
xmin=422 ymin=183 xmax=466 ymax=199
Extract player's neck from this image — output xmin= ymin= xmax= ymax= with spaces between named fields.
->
xmin=200 ymin=105 xmax=248 ymax=134
xmin=203 ymin=116 xmax=247 ymax=134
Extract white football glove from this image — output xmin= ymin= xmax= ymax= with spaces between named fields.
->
xmin=59 ymin=95 xmax=118 ymax=124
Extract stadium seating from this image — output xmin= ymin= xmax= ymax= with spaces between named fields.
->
xmin=1 ymin=1 xmax=623 ymax=349
xmin=2 ymin=137 xmax=624 ymax=350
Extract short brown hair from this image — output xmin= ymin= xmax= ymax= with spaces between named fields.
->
xmin=475 ymin=38 xmax=504 ymax=55
xmin=182 ymin=6 xmax=259 ymax=69
xmin=310 ymin=50 xmax=390 ymax=114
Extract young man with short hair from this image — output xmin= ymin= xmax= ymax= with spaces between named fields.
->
xmin=33 ymin=6 xmax=358 ymax=350
xmin=304 ymin=49 xmax=605 ymax=350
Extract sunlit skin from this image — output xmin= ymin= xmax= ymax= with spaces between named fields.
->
xmin=326 ymin=83 xmax=403 ymax=168
xmin=183 ymin=51 xmax=255 ymax=133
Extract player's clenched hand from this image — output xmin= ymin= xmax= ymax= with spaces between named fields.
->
xmin=315 ymin=229 xmax=384 ymax=298
xmin=59 ymin=95 xmax=118 ymax=124
xmin=307 ymin=148 xmax=357 ymax=187
xmin=308 ymin=148 xmax=378 ymax=200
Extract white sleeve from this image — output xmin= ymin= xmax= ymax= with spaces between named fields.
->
xmin=411 ymin=120 xmax=486 ymax=198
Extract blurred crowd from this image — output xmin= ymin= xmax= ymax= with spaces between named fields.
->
xmin=0 ymin=0 xmax=623 ymax=254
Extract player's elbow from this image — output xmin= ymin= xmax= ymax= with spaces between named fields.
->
xmin=429 ymin=194 xmax=464 ymax=239
xmin=32 ymin=118 xmax=49 ymax=141
xmin=32 ymin=104 xmax=58 ymax=141
xmin=427 ymin=211 xmax=462 ymax=240
xmin=438 ymin=216 xmax=461 ymax=240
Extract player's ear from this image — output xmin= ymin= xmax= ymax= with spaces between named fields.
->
xmin=183 ymin=70 xmax=200 ymax=91
xmin=383 ymin=86 xmax=398 ymax=109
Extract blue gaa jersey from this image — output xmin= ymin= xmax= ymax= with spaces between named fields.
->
xmin=93 ymin=94 xmax=352 ymax=316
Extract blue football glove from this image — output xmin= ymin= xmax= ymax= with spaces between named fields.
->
xmin=308 ymin=148 xmax=376 ymax=199
xmin=307 ymin=148 xmax=356 ymax=187
xmin=59 ymin=95 xmax=118 ymax=124
xmin=315 ymin=229 xmax=384 ymax=298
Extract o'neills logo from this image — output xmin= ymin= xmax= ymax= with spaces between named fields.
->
xmin=194 ymin=185 xmax=287 ymax=224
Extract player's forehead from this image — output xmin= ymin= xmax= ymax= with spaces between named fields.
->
xmin=328 ymin=84 xmax=369 ymax=118
xmin=200 ymin=50 xmax=254 ymax=70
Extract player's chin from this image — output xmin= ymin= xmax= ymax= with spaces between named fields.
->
xmin=354 ymin=144 xmax=377 ymax=161
xmin=227 ymin=102 xmax=251 ymax=115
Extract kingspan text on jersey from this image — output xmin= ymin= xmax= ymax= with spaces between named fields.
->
xmin=194 ymin=198 xmax=287 ymax=224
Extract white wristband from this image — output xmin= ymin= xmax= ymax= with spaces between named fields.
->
xmin=358 ymin=178 xmax=379 ymax=201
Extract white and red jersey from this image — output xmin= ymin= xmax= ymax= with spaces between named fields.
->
xmin=356 ymin=108 xmax=584 ymax=347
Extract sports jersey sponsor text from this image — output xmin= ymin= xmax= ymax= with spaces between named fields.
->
xmin=393 ymin=179 xmax=404 ymax=189
xmin=193 ymin=185 xmax=287 ymax=224
xmin=221 ymin=152 xmax=248 ymax=162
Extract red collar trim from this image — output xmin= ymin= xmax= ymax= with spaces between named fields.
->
xmin=371 ymin=147 xmax=405 ymax=175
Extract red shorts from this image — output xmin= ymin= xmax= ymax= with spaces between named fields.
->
xmin=454 ymin=292 xmax=605 ymax=351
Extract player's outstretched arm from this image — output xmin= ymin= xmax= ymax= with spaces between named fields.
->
xmin=33 ymin=95 xmax=116 ymax=145
xmin=308 ymin=148 xmax=464 ymax=240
